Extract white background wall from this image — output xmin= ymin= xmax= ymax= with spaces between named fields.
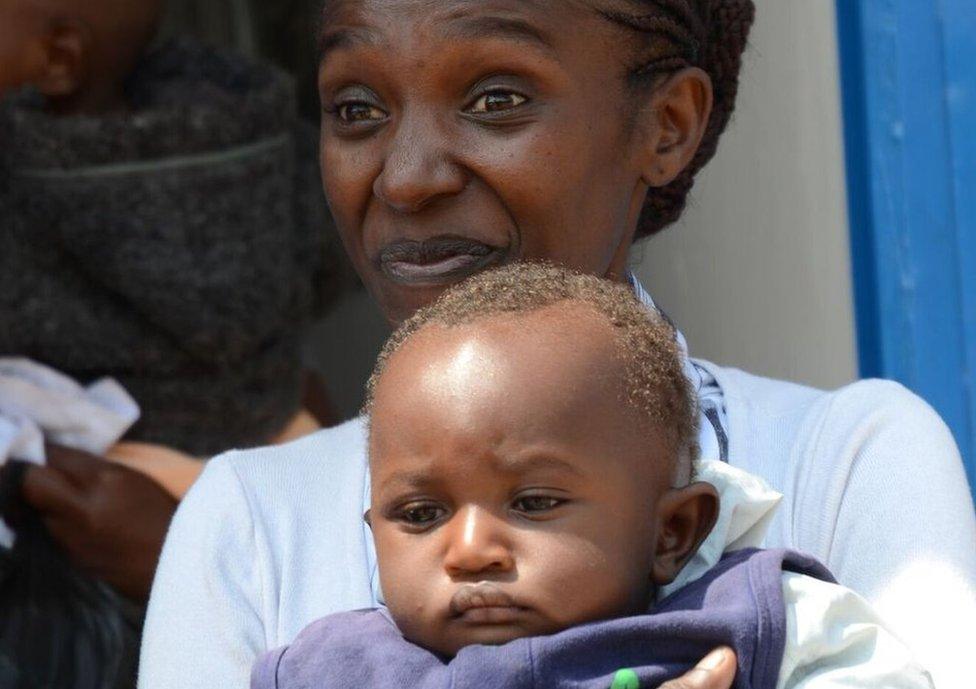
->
xmin=633 ymin=0 xmax=858 ymax=390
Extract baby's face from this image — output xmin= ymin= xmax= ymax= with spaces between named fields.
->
xmin=368 ymin=306 xmax=675 ymax=657
xmin=0 ymin=2 xmax=42 ymax=97
xmin=0 ymin=0 xmax=164 ymax=111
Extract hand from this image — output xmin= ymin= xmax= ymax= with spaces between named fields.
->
xmin=19 ymin=444 xmax=179 ymax=602
xmin=660 ymin=648 xmax=737 ymax=689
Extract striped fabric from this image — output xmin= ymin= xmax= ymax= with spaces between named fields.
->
xmin=629 ymin=275 xmax=729 ymax=463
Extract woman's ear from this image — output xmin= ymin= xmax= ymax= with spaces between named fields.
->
xmin=636 ymin=67 xmax=714 ymax=188
xmin=34 ymin=18 xmax=91 ymax=100
xmin=650 ymin=481 xmax=720 ymax=586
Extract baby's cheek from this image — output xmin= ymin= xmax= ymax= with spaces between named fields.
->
xmin=0 ymin=54 xmax=30 ymax=94
xmin=376 ymin=540 xmax=420 ymax=601
xmin=381 ymin=568 xmax=454 ymax=655
xmin=525 ymin=533 xmax=652 ymax=624
xmin=375 ymin=533 xmax=444 ymax=618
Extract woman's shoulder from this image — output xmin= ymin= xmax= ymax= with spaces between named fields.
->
xmin=718 ymin=361 xmax=962 ymax=483
xmin=701 ymin=360 xmax=973 ymax=570
xmin=190 ymin=416 xmax=369 ymax=522
xmin=699 ymin=359 xmax=949 ymax=440
xmin=215 ymin=416 xmax=367 ymax=476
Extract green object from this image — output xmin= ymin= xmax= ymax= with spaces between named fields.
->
xmin=610 ymin=668 xmax=640 ymax=689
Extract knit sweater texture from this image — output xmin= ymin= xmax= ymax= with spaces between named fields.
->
xmin=0 ymin=39 xmax=340 ymax=456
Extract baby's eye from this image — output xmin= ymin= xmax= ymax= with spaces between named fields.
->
xmin=396 ymin=502 xmax=446 ymax=526
xmin=512 ymin=495 xmax=564 ymax=514
xmin=467 ymin=90 xmax=528 ymax=114
xmin=336 ymin=102 xmax=386 ymax=123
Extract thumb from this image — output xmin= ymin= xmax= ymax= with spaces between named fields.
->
xmin=44 ymin=442 xmax=104 ymax=486
xmin=660 ymin=648 xmax=736 ymax=689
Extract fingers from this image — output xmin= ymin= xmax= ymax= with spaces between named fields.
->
xmin=660 ymin=648 xmax=736 ymax=689
xmin=20 ymin=464 xmax=87 ymax=518
xmin=43 ymin=442 xmax=104 ymax=487
xmin=0 ymin=460 xmax=31 ymax=526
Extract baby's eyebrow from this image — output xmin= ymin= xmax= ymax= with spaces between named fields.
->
xmin=495 ymin=454 xmax=586 ymax=478
xmin=376 ymin=455 xmax=584 ymax=491
xmin=378 ymin=469 xmax=437 ymax=492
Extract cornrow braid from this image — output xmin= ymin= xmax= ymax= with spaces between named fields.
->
xmin=604 ymin=0 xmax=756 ymax=238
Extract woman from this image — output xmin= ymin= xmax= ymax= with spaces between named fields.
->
xmin=140 ymin=1 xmax=976 ymax=688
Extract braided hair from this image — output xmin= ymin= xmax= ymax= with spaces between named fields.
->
xmin=601 ymin=0 xmax=756 ymax=238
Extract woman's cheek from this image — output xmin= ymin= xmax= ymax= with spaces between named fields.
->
xmin=321 ymin=135 xmax=383 ymax=213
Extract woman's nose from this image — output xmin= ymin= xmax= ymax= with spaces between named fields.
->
xmin=442 ymin=507 xmax=514 ymax=579
xmin=373 ymin=116 xmax=467 ymax=214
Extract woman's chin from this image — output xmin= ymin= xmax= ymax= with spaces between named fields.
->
xmin=369 ymin=273 xmax=489 ymax=325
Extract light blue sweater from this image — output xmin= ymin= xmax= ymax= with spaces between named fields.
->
xmin=139 ymin=362 xmax=976 ymax=689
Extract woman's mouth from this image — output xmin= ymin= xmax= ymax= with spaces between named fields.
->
xmin=377 ymin=237 xmax=508 ymax=286
xmin=449 ymin=583 xmax=525 ymax=624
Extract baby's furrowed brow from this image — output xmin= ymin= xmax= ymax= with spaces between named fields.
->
xmin=377 ymin=469 xmax=438 ymax=492
xmin=494 ymin=454 xmax=586 ymax=478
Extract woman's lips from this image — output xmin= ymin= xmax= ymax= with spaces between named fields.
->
xmin=449 ymin=583 xmax=525 ymax=624
xmin=377 ymin=237 xmax=508 ymax=285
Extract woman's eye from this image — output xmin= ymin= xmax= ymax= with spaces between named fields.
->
xmin=512 ymin=496 xmax=564 ymax=514
xmin=468 ymin=90 xmax=528 ymax=114
xmin=396 ymin=503 xmax=446 ymax=526
xmin=336 ymin=102 xmax=386 ymax=123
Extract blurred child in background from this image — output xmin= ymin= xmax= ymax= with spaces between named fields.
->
xmin=0 ymin=1 xmax=343 ymax=686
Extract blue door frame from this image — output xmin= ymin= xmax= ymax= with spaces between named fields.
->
xmin=836 ymin=0 xmax=976 ymax=498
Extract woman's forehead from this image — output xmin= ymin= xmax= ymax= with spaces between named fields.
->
xmin=320 ymin=0 xmax=601 ymax=43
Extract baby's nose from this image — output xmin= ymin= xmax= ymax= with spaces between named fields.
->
xmin=442 ymin=506 xmax=514 ymax=578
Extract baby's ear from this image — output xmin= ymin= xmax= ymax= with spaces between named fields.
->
xmin=34 ymin=19 xmax=91 ymax=101
xmin=650 ymin=482 xmax=720 ymax=586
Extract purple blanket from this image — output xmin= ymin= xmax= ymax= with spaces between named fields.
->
xmin=253 ymin=548 xmax=834 ymax=689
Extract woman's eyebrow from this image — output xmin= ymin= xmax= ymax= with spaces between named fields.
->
xmin=318 ymin=26 xmax=382 ymax=63
xmin=439 ymin=16 xmax=556 ymax=54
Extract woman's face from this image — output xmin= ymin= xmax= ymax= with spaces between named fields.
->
xmin=318 ymin=0 xmax=663 ymax=324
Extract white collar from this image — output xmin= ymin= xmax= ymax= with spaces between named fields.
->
xmin=658 ymin=460 xmax=783 ymax=600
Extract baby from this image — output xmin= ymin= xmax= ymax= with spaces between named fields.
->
xmin=253 ymin=264 xmax=931 ymax=688
xmin=0 ymin=0 xmax=163 ymax=113
xmin=0 ymin=0 xmax=338 ymax=460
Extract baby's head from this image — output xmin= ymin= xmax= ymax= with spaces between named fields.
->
xmin=0 ymin=0 xmax=163 ymax=112
xmin=365 ymin=263 xmax=719 ymax=657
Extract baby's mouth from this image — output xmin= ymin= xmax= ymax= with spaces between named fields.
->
xmin=449 ymin=583 xmax=525 ymax=624
xmin=377 ymin=237 xmax=508 ymax=286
